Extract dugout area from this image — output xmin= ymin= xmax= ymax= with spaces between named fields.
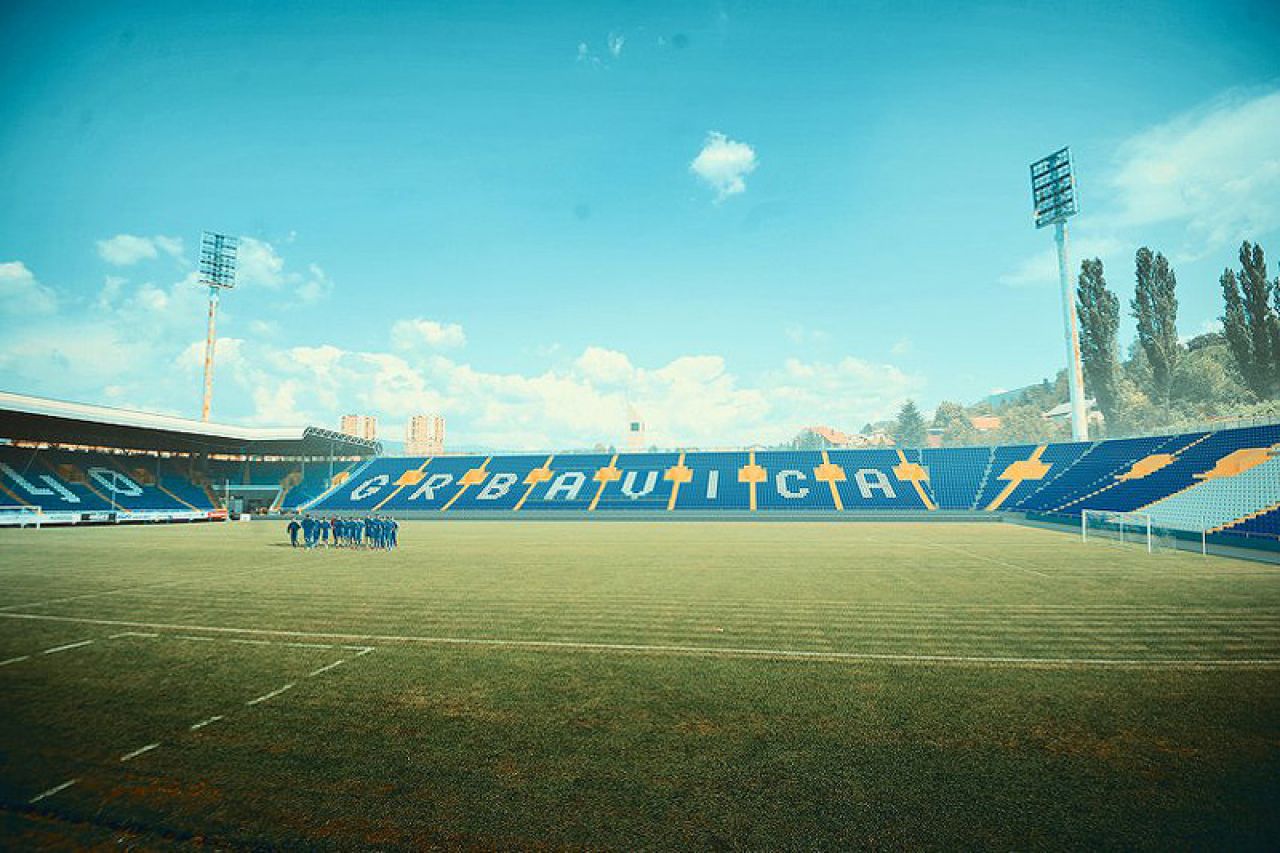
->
xmin=1 ymin=520 xmax=1279 ymax=848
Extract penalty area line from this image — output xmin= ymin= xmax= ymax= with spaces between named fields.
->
xmin=119 ymin=742 xmax=161 ymax=762
xmin=41 ymin=639 xmax=95 ymax=655
xmin=190 ymin=715 xmax=224 ymax=731
xmin=308 ymin=659 xmax=345 ymax=677
xmin=29 ymin=779 xmax=78 ymax=804
xmin=246 ymin=683 xmax=294 ymax=706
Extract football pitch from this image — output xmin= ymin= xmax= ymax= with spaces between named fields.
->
xmin=1 ymin=520 xmax=1278 ymax=849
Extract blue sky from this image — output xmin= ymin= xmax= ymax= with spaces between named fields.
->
xmin=2 ymin=1 xmax=1279 ymax=449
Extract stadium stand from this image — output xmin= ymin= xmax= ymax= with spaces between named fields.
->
xmin=1224 ymin=504 xmax=1280 ymax=538
xmin=1 ymin=391 xmax=1277 ymax=549
xmin=0 ymin=391 xmax=378 ymax=525
xmin=920 ymin=446 xmax=991 ymax=510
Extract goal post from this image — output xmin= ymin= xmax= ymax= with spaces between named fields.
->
xmin=1081 ymin=510 xmax=1174 ymax=554
xmin=0 ymin=505 xmax=43 ymax=529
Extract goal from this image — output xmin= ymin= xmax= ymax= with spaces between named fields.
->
xmin=0 ymin=505 xmax=43 ymax=528
xmin=1081 ymin=510 xmax=1176 ymax=554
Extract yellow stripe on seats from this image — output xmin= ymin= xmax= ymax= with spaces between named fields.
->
xmin=373 ymin=457 xmax=433 ymax=511
xmin=738 ymin=451 xmax=767 ymax=512
xmin=441 ymin=457 xmax=491 ymax=512
xmin=893 ymin=449 xmax=936 ymax=511
xmin=588 ymin=454 xmax=621 ymax=511
xmin=985 ymin=445 xmax=1049 ymax=512
xmin=514 ymin=455 xmax=554 ymax=512
xmin=665 ymin=453 xmax=692 ymax=511
xmin=814 ymin=451 xmax=845 ymax=511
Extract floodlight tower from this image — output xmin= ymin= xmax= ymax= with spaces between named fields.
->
xmin=1029 ymin=147 xmax=1088 ymax=441
xmin=197 ymin=231 xmax=239 ymax=422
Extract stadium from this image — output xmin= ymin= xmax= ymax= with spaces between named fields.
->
xmin=4 ymin=2 xmax=1280 ymax=850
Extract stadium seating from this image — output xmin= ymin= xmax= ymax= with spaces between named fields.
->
xmin=921 ymin=446 xmax=991 ymax=510
xmin=3 ymin=420 xmax=1278 ymax=545
xmin=1137 ymin=449 xmax=1280 ymax=533
xmin=0 ymin=446 xmax=192 ymax=515
xmin=1224 ymin=504 xmax=1280 ymax=538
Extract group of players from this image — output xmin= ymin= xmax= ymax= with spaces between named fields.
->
xmin=287 ymin=514 xmax=399 ymax=550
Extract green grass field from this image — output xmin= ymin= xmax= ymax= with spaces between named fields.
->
xmin=1 ymin=520 xmax=1278 ymax=849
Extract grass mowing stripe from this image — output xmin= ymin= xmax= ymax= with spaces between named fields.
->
xmin=0 ymin=610 xmax=1274 ymax=666
xmin=52 ymin=587 xmax=1280 ymax=612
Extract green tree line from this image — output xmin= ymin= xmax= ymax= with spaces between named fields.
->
xmin=787 ymin=240 xmax=1280 ymax=449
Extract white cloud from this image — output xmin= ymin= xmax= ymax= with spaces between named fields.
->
xmin=236 ymin=237 xmax=287 ymax=288
xmin=999 ymin=236 xmax=1125 ymax=288
xmin=785 ymin=324 xmax=830 ymax=346
xmin=391 ymin=318 xmax=467 ymax=351
xmin=890 ymin=337 xmax=914 ymax=356
xmin=576 ymin=41 xmax=602 ymax=67
xmin=5 ymin=252 xmax=920 ymax=446
xmin=295 ymin=264 xmax=334 ymax=304
xmin=0 ymin=261 xmax=57 ymax=314
xmin=168 ymin=326 xmax=919 ymax=447
xmin=607 ymin=32 xmax=625 ymax=58
xmin=96 ymin=234 xmax=184 ymax=266
xmin=1001 ymin=88 xmax=1280 ymax=285
xmin=763 ymin=357 xmax=922 ymax=430
xmin=690 ymin=131 xmax=758 ymax=201
xmin=574 ymin=346 xmax=634 ymax=385
xmin=1109 ymin=90 xmax=1280 ymax=254
xmin=237 ymin=237 xmax=334 ymax=303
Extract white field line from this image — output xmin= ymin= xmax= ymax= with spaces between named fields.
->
xmin=307 ymin=659 xmax=345 ymax=677
xmin=190 ymin=715 xmax=224 ymax=731
xmin=24 ymin=635 xmax=369 ymax=808
xmin=0 ymin=654 xmax=30 ymax=667
xmin=246 ymin=683 xmax=294 ymax=706
xmin=109 ymin=631 xmax=352 ymax=650
xmin=29 ymin=779 xmax=78 ymax=804
xmin=119 ymin=742 xmax=160 ymax=762
xmin=41 ymin=639 xmax=94 ymax=655
xmin=0 ymin=610 xmax=1274 ymax=668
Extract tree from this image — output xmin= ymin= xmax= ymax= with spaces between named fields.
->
xmin=1130 ymin=248 xmax=1180 ymax=404
xmin=1170 ymin=343 xmax=1250 ymax=413
xmin=994 ymin=404 xmax=1063 ymax=445
xmin=1220 ymin=241 xmax=1280 ymax=399
xmin=1076 ymin=258 xmax=1121 ymax=424
xmin=893 ymin=400 xmax=926 ymax=447
xmin=790 ymin=429 xmax=829 ymax=450
xmin=932 ymin=400 xmax=979 ymax=446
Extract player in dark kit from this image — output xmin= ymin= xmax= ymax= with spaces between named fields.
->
xmin=287 ymin=518 xmax=300 ymax=547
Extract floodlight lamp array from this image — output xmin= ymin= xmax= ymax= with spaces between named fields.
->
xmin=198 ymin=231 xmax=239 ymax=289
xmin=1030 ymin=147 xmax=1078 ymax=229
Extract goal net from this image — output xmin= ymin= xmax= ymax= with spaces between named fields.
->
xmin=1081 ymin=510 xmax=1177 ymax=554
xmin=0 ymin=505 xmax=43 ymax=528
